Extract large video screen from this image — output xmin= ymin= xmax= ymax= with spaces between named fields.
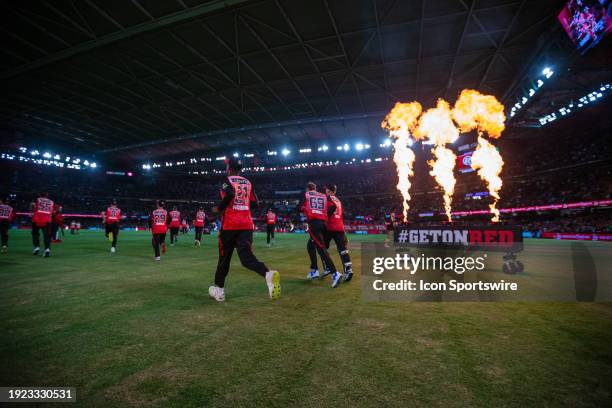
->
xmin=558 ymin=0 xmax=612 ymax=54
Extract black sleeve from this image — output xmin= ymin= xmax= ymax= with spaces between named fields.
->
xmin=326 ymin=195 xmax=337 ymax=218
xmin=217 ymin=181 xmax=234 ymax=212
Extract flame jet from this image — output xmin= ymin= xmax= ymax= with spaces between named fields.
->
xmin=414 ymin=99 xmax=459 ymax=222
xmin=471 ymin=138 xmax=504 ymax=221
xmin=452 ymin=89 xmax=506 ymax=222
xmin=381 ymin=101 xmax=422 ymax=220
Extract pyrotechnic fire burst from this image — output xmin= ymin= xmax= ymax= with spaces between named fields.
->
xmin=452 ymin=89 xmax=506 ymax=221
xmin=381 ymin=102 xmax=422 ymax=220
xmin=415 ymin=99 xmax=459 ymax=222
xmin=471 ymin=137 xmax=504 ymax=222
xmin=381 ymin=89 xmax=506 ymax=223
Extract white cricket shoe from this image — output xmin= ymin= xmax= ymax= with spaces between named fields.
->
xmin=154 ymin=256 xmax=161 ymax=261
xmin=208 ymin=285 xmax=225 ymax=302
xmin=331 ymin=272 xmax=342 ymax=288
xmin=266 ymin=270 xmax=281 ymax=300
xmin=111 ymin=247 xmax=116 ymax=253
xmin=307 ymin=269 xmax=320 ymax=280
xmin=33 ymin=247 xmax=40 ymax=255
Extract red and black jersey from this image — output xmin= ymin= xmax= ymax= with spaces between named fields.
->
xmin=301 ymin=191 xmax=333 ymax=221
xmin=0 ymin=204 xmax=14 ymax=222
xmin=169 ymin=210 xmax=181 ymax=228
xmin=32 ymin=197 xmax=54 ymax=226
xmin=151 ymin=209 xmax=168 ymax=234
xmin=105 ymin=206 xmax=121 ymax=224
xmin=326 ymin=195 xmax=345 ymax=232
xmin=194 ymin=210 xmax=206 ymax=227
xmin=219 ymin=175 xmax=255 ymax=230
xmin=265 ymin=212 xmax=277 ymax=225
xmin=53 ymin=205 xmax=64 ymax=226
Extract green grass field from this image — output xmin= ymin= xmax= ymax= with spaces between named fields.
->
xmin=1 ymin=230 xmax=611 ymax=407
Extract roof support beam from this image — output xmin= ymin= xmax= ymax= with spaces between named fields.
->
xmin=1 ymin=0 xmax=253 ymax=80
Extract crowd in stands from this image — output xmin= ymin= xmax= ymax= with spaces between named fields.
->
xmin=1 ymin=128 xmax=610 ymax=234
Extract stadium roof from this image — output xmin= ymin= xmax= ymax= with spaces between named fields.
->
xmin=0 ymin=0 xmax=591 ymax=163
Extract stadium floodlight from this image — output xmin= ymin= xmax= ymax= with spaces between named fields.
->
xmin=321 ymin=145 xmax=329 ymax=151
xmin=365 ymin=144 xmax=371 ymax=149
xmin=31 ymin=150 xmax=39 ymax=156
xmin=244 ymin=153 xmax=254 ymax=158
xmin=84 ymin=160 xmax=90 ymax=166
xmin=355 ymin=143 xmax=364 ymax=151
xmin=90 ymin=163 xmax=97 ymax=168
xmin=543 ymin=69 xmax=554 ymax=79
xmin=19 ymin=147 xmax=27 ymax=153
xmin=336 ymin=146 xmax=343 ymax=150
xmin=299 ymin=148 xmax=311 ymax=153
xmin=281 ymin=148 xmax=290 ymax=156
xmin=381 ymin=138 xmax=392 ymax=147
xmin=216 ymin=156 xmax=226 ymax=161
xmin=233 ymin=152 xmax=240 ymax=157
xmin=267 ymin=150 xmax=277 ymax=156
xmin=343 ymin=143 xmax=350 ymax=151
xmin=43 ymin=152 xmax=51 ymax=158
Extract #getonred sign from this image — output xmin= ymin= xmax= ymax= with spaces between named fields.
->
xmin=394 ymin=225 xmax=523 ymax=252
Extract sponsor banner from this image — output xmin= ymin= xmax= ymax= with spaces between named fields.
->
xmin=274 ymin=190 xmax=302 ymax=195
xmin=395 ymin=225 xmax=523 ymax=252
xmin=345 ymin=225 xmax=387 ymax=234
xmin=456 ymin=151 xmax=475 ymax=173
xmin=541 ymin=232 xmax=612 ymax=241
xmin=450 ymin=199 xmax=612 ymax=217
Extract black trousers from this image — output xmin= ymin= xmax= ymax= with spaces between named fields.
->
xmin=306 ymin=219 xmax=336 ymax=273
xmin=32 ymin=223 xmax=52 ymax=250
xmin=170 ymin=227 xmax=179 ymax=243
xmin=0 ymin=221 xmax=9 ymax=247
xmin=195 ymin=226 xmax=203 ymax=241
xmin=152 ymin=233 xmax=166 ymax=257
xmin=266 ymin=224 xmax=275 ymax=243
xmin=105 ymin=223 xmax=119 ymax=247
xmin=324 ymin=230 xmax=352 ymax=272
xmin=215 ymin=229 xmax=268 ymax=288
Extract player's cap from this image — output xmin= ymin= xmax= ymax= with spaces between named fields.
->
xmin=225 ymin=156 xmax=243 ymax=171
xmin=324 ymin=184 xmax=337 ymax=192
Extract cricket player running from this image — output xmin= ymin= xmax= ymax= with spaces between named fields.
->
xmin=193 ymin=207 xmax=206 ymax=247
xmin=169 ymin=206 xmax=181 ymax=246
xmin=265 ymin=208 xmax=276 ymax=247
xmin=208 ymin=157 xmax=280 ymax=302
xmin=103 ymin=200 xmax=121 ymax=253
xmin=31 ymin=193 xmax=54 ymax=257
xmin=302 ymin=182 xmax=342 ymax=288
xmin=51 ymin=204 xmax=64 ymax=243
xmin=323 ymin=184 xmax=353 ymax=282
xmin=150 ymin=201 xmax=169 ymax=261
xmin=0 ymin=197 xmax=15 ymax=253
